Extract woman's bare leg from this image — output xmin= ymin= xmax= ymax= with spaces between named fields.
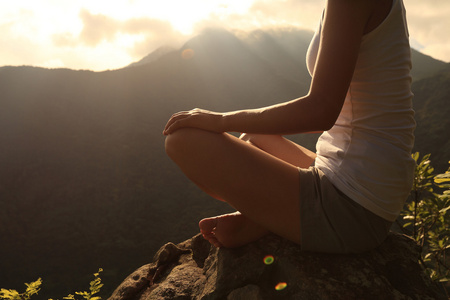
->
xmin=240 ymin=133 xmax=316 ymax=168
xmin=198 ymin=134 xmax=317 ymax=247
xmin=165 ymin=129 xmax=314 ymax=247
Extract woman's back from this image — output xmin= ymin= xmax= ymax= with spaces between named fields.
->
xmin=309 ymin=0 xmax=416 ymax=221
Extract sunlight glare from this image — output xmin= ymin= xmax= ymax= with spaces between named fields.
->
xmin=125 ymin=0 xmax=256 ymax=34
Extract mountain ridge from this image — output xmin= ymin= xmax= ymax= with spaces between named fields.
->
xmin=0 ymin=27 xmax=449 ymax=299
xmin=127 ymin=28 xmax=447 ymax=82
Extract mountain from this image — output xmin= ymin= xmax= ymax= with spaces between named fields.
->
xmin=127 ymin=46 xmax=176 ymax=68
xmin=411 ymin=49 xmax=447 ymax=82
xmin=411 ymin=63 xmax=450 ymax=171
xmin=0 ymin=27 xmax=448 ymax=299
xmin=0 ymin=28 xmax=312 ymax=299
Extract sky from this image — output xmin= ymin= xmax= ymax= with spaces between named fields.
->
xmin=1 ymin=0 xmax=449 ymax=71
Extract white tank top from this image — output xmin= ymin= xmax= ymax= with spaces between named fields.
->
xmin=307 ymin=0 xmax=416 ymax=221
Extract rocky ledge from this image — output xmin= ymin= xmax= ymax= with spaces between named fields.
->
xmin=109 ymin=232 xmax=447 ymax=300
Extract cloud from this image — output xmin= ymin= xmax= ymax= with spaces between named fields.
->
xmin=404 ymin=0 xmax=450 ymax=62
xmin=0 ymin=21 xmax=45 ymax=67
xmin=79 ymin=9 xmax=120 ymax=46
xmin=122 ymin=17 xmax=186 ymax=58
xmin=191 ymin=0 xmax=323 ymax=40
xmin=234 ymin=0 xmax=450 ymax=62
xmin=124 ymin=18 xmax=172 ymax=35
xmin=2 ymin=0 xmax=448 ymax=71
xmin=50 ymin=9 xmax=122 ymax=48
xmin=77 ymin=9 xmax=182 ymax=46
xmin=52 ymin=32 xmax=78 ymax=47
xmin=249 ymin=0 xmax=325 ymax=29
xmin=51 ymin=9 xmax=188 ymax=63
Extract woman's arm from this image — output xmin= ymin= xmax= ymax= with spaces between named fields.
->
xmin=163 ymin=0 xmax=376 ymax=136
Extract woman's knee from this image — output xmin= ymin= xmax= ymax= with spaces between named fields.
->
xmin=165 ymin=128 xmax=213 ymax=161
xmin=165 ymin=128 xmax=191 ymax=159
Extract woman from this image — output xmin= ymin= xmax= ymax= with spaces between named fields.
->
xmin=163 ymin=0 xmax=415 ymax=253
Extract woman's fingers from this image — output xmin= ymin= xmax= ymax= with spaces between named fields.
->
xmin=163 ymin=110 xmax=199 ymax=135
xmin=163 ymin=111 xmax=192 ymax=134
xmin=163 ymin=109 xmax=224 ymax=135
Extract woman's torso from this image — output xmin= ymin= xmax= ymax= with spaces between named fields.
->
xmin=306 ymin=0 xmax=416 ymax=222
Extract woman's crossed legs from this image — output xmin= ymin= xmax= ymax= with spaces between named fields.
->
xmin=165 ymin=129 xmax=316 ymax=248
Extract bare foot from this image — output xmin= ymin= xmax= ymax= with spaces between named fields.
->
xmin=199 ymin=212 xmax=269 ymax=248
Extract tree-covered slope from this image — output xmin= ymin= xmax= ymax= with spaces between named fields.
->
xmin=411 ymin=63 xmax=450 ymax=172
xmin=0 ymin=27 xmax=448 ymax=299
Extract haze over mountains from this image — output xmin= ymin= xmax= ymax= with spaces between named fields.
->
xmin=0 ymin=27 xmax=449 ymax=298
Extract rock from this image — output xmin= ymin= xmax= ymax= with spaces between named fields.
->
xmin=226 ymin=285 xmax=263 ymax=300
xmin=109 ymin=232 xmax=447 ymax=300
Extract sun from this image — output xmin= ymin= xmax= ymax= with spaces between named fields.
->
xmin=0 ymin=0 xmax=257 ymax=70
xmin=125 ymin=0 xmax=255 ymax=34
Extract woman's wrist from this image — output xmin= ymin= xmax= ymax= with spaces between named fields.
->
xmin=222 ymin=108 xmax=263 ymax=134
xmin=221 ymin=111 xmax=234 ymax=133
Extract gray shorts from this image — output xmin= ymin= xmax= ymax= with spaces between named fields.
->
xmin=299 ymin=167 xmax=392 ymax=254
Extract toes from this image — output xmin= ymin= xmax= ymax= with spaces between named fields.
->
xmin=202 ymin=232 xmax=222 ymax=248
xmin=199 ymin=217 xmax=218 ymax=234
xmin=201 ymin=231 xmax=215 ymax=241
xmin=207 ymin=236 xmax=223 ymax=248
xmin=199 ymin=217 xmax=223 ymax=247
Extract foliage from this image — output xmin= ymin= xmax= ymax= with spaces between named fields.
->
xmin=2 ymin=154 xmax=450 ymax=297
xmin=1 ymin=31 xmax=449 ymax=297
xmin=0 ymin=278 xmax=41 ymax=300
xmin=58 ymin=269 xmax=103 ymax=300
xmin=0 ymin=270 xmax=103 ymax=300
xmin=401 ymin=153 xmax=450 ymax=283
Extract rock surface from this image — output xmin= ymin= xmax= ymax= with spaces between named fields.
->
xmin=109 ymin=232 xmax=447 ymax=300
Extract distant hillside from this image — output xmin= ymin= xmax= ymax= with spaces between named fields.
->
xmin=0 ymin=27 xmax=448 ymax=299
xmin=411 ymin=49 xmax=447 ymax=82
xmin=411 ymin=63 xmax=450 ymax=172
xmin=127 ymin=46 xmax=176 ymax=68
xmin=0 ymin=28 xmax=312 ymax=299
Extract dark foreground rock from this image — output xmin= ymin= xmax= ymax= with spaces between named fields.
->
xmin=109 ymin=232 xmax=447 ymax=300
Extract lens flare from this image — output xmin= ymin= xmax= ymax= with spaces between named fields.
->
xmin=275 ymin=282 xmax=287 ymax=291
xmin=263 ymin=255 xmax=274 ymax=265
xmin=181 ymin=48 xmax=195 ymax=60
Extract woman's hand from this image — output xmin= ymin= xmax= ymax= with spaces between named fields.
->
xmin=163 ymin=108 xmax=226 ymax=135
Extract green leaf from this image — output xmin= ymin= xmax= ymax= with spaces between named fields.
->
xmin=0 ymin=289 xmax=20 ymax=300
xmin=439 ymin=206 xmax=450 ymax=214
xmin=403 ymin=222 xmax=412 ymax=228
